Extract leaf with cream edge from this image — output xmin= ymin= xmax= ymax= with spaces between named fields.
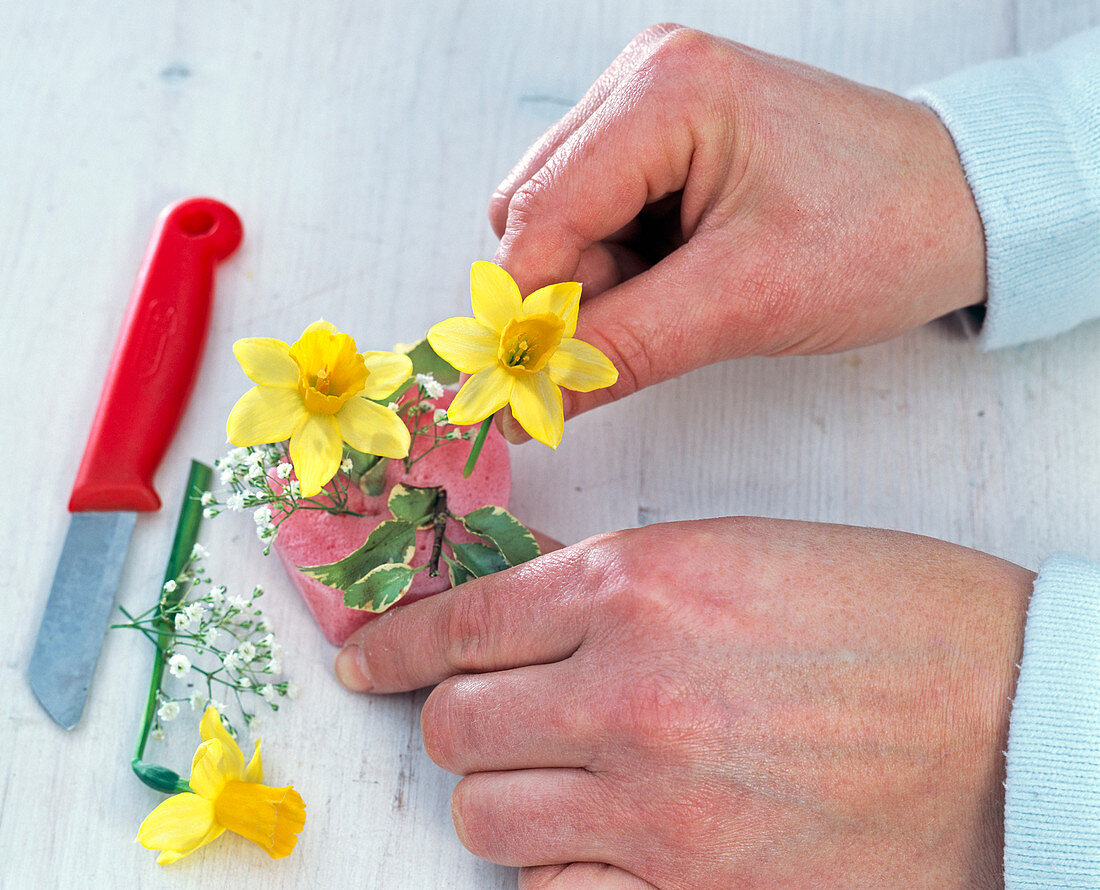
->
xmin=447 ymin=558 xmax=475 ymax=588
xmin=387 ymin=484 xmax=442 ymax=528
xmin=343 ymin=563 xmax=420 ymax=611
xmin=458 ymin=505 xmax=541 ymax=566
xmin=449 ymin=541 xmax=511 ymax=578
xmin=298 ymin=520 xmax=415 ymax=590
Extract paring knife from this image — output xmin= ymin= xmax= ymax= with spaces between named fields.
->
xmin=28 ymin=197 xmax=243 ymax=730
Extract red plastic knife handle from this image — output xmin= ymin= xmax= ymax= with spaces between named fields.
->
xmin=68 ymin=198 xmax=243 ymax=513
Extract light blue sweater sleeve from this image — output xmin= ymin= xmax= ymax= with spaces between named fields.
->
xmin=911 ymin=29 xmax=1100 ymax=349
xmin=911 ymin=33 xmax=1100 ymax=888
xmin=1005 ymin=556 xmax=1100 ymax=887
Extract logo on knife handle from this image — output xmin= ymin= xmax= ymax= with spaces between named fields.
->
xmin=135 ymin=302 xmax=179 ymax=382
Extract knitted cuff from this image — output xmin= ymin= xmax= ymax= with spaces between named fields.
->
xmin=1004 ymin=554 xmax=1100 ymax=888
xmin=910 ymin=30 xmax=1100 ymax=350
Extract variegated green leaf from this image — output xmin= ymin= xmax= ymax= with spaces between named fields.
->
xmin=447 ymin=556 xmax=475 ymax=588
xmin=388 ymin=484 xmax=441 ymax=527
xmin=449 ymin=541 xmax=510 ymax=578
xmin=344 ymin=563 xmax=418 ymax=612
xmin=458 ymin=505 xmax=541 ymax=566
xmin=298 ymin=519 xmax=415 ymax=590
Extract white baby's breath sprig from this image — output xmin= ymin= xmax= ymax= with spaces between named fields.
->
xmin=205 ymin=442 xmax=359 ymax=554
xmin=116 ymin=544 xmax=292 ymax=742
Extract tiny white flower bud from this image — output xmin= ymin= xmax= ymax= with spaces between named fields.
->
xmin=168 ymin=653 xmax=191 ymax=679
xmin=200 ymin=492 xmax=215 ymax=506
xmin=157 ymin=701 xmax=180 ymax=722
xmin=416 ymin=373 xmax=445 ymax=399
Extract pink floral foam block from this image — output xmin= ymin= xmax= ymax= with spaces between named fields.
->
xmin=273 ymin=396 xmax=511 ymax=645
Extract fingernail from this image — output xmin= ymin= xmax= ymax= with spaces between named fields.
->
xmin=498 ymin=410 xmax=529 ymax=445
xmin=334 ymin=645 xmax=373 ymax=692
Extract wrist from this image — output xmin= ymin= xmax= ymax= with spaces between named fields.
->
xmin=910 ymin=101 xmax=988 ymax=318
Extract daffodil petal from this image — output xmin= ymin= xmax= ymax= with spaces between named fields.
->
xmin=156 ymin=823 xmax=225 ymax=867
xmin=289 ymin=412 xmax=342 ymax=497
xmin=510 ymin=373 xmax=564 ymax=449
xmin=426 ymin=316 xmax=500 ymax=374
xmin=214 ymin=782 xmax=307 ymax=859
xmin=227 ymin=386 xmax=307 ymax=447
xmin=232 ymin=338 xmax=297 ymax=387
xmin=137 ymin=792 xmax=221 ymax=860
xmin=359 ymin=351 xmax=414 ymax=400
xmin=302 ymin=319 xmax=338 ymax=335
xmin=521 ymin=281 xmax=581 ymax=338
xmin=189 ymin=739 xmax=233 ymax=799
xmin=245 ymin=739 xmax=263 ymax=784
xmin=335 ymin=397 xmax=411 ymax=459
xmin=471 ymin=261 xmax=522 ymax=333
xmin=546 ymin=338 xmax=619 ymax=392
xmin=446 ymin=364 xmax=515 ymax=426
xmin=199 ymin=707 xmax=246 ymax=781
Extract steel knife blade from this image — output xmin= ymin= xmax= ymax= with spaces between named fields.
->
xmin=28 ymin=197 xmax=243 ymax=729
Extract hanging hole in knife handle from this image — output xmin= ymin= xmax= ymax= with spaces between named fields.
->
xmin=165 ymin=198 xmax=243 ymax=261
xmin=67 ymin=197 xmax=243 ymax=514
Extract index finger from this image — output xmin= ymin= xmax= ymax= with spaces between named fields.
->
xmin=334 ymin=536 xmax=590 ymax=694
xmin=489 ymin=23 xmax=686 ymax=238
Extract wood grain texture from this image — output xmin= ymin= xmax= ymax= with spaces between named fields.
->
xmin=2 ymin=1 xmax=1098 ymax=887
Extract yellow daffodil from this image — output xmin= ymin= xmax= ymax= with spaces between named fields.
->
xmin=427 ymin=262 xmax=617 ymax=448
xmin=137 ymin=708 xmax=306 ymax=864
xmin=227 ymin=320 xmax=412 ymax=496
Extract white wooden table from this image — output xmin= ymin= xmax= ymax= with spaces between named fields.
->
xmin=3 ymin=2 xmax=1098 ymax=886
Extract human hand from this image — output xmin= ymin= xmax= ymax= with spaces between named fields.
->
xmin=489 ymin=25 xmax=986 ymax=439
xmin=335 ymin=518 xmax=1032 ymax=889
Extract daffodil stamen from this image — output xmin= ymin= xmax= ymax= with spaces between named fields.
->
xmin=497 ymin=312 xmax=564 ymax=375
xmin=506 ymin=338 xmax=534 ymax=367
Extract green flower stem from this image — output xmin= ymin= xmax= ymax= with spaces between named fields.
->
xmin=462 ymin=416 xmax=494 ymax=478
xmin=131 ymin=460 xmax=211 ymax=795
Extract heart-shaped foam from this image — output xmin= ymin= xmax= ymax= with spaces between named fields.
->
xmin=272 ymin=396 xmax=511 ymax=645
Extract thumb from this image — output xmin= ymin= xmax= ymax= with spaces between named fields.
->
xmin=519 ymin=863 xmax=660 ymax=890
xmin=498 ymin=237 xmax=746 ymax=443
